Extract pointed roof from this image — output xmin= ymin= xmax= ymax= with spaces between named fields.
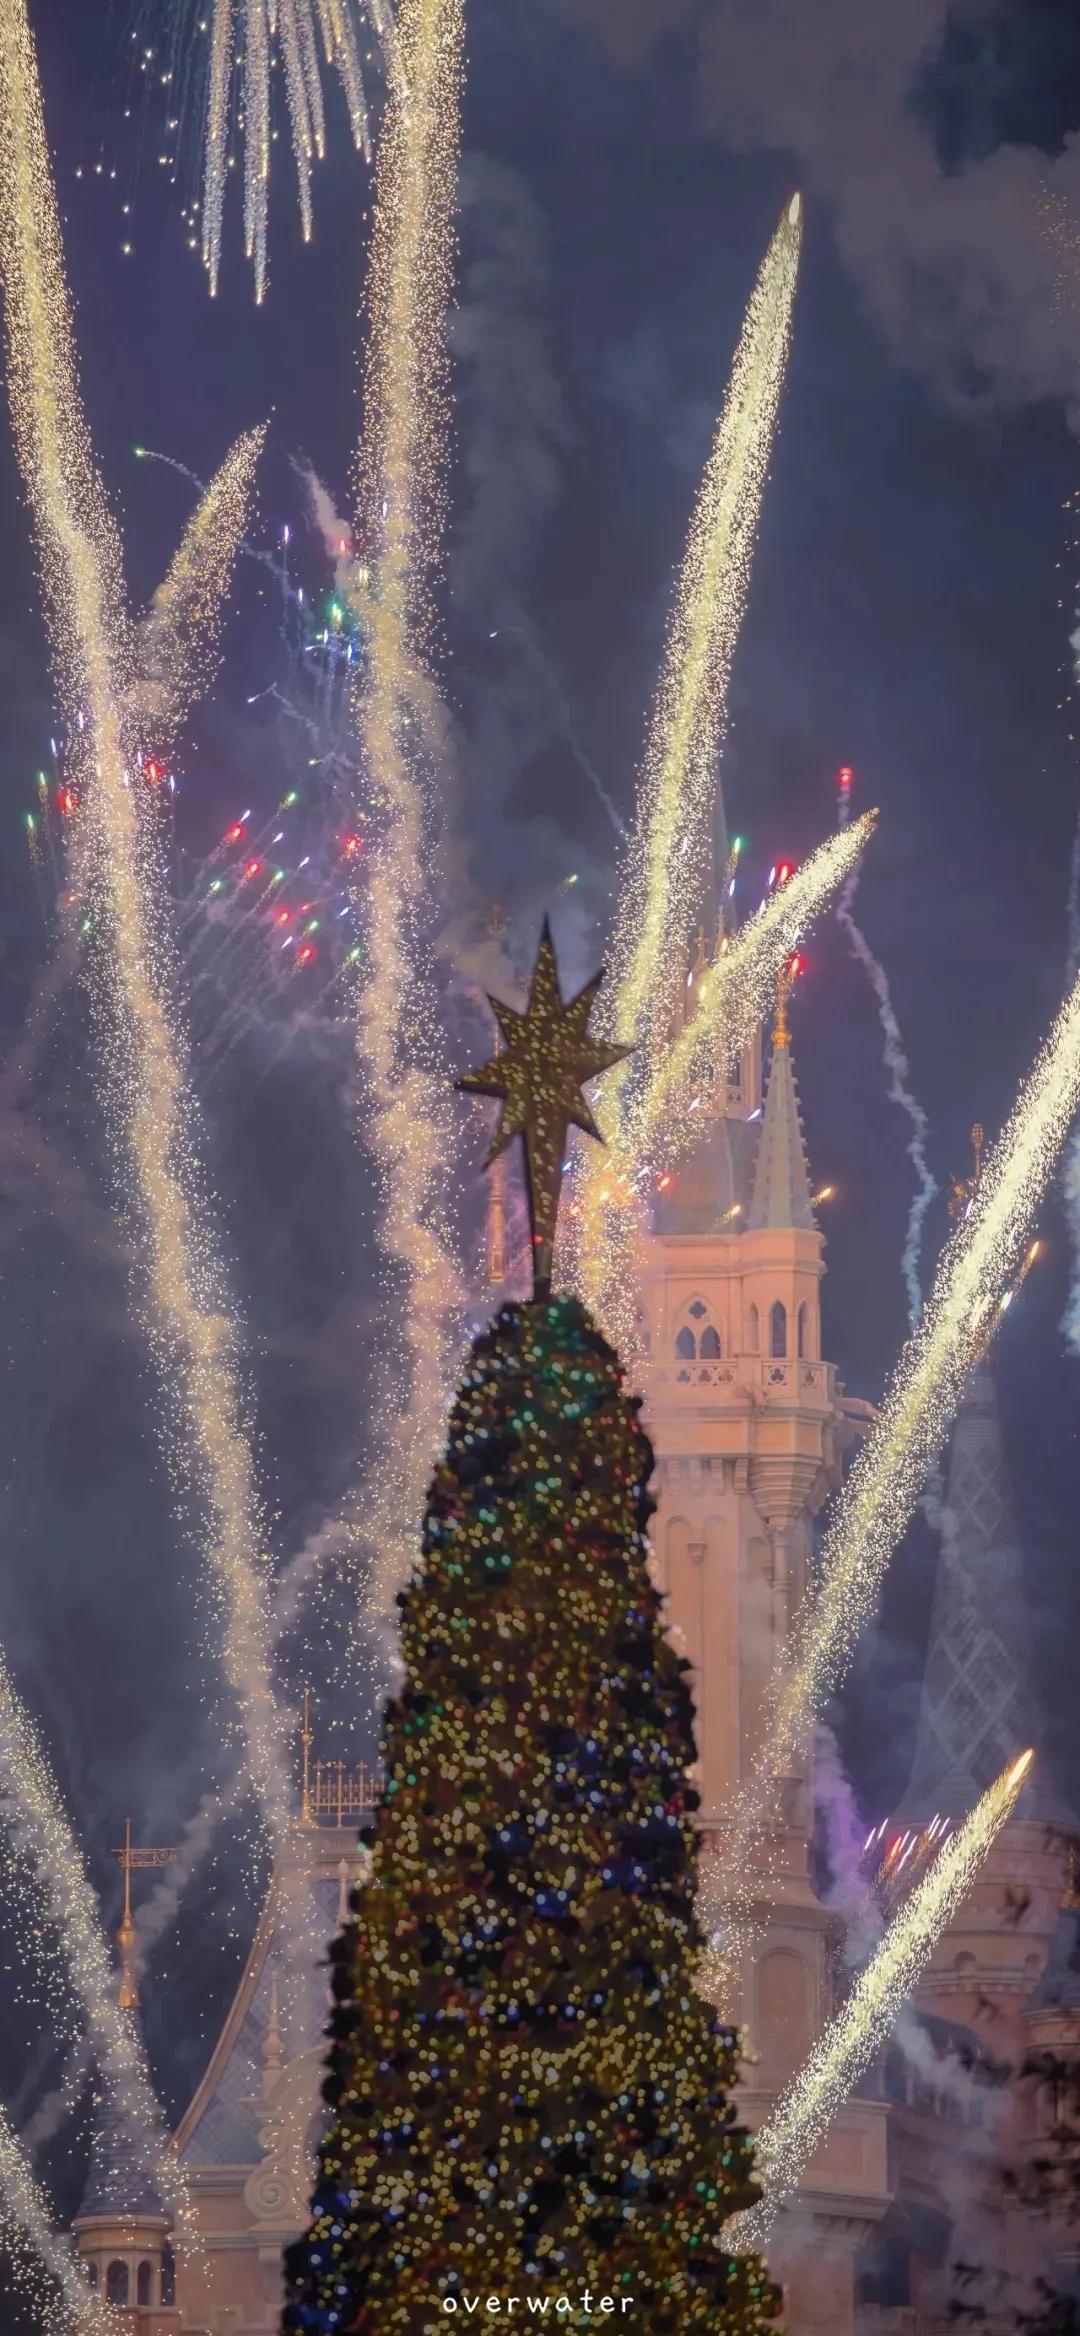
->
xmin=175 ymin=1828 xmax=361 ymax=2169
xmin=900 ymin=1359 xmax=1069 ymax=1826
xmin=77 ymin=2016 xmax=167 ymax=2222
xmin=651 ymin=1114 xmax=761 ymax=1237
xmin=747 ymin=1018 xmax=816 ymax=1232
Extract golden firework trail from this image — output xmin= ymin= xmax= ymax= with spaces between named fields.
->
xmin=0 ymin=0 xmax=292 ymax=1942
xmin=606 ymin=192 xmax=802 ymax=1080
xmin=132 ymin=424 xmax=267 ymax=746
xmin=727 ymin=1753 xmax=1033 ymax=2251
xmin=0 ymin=1655 xmax=187 ymax=2236
xmin=0 ymin=2100 xmax=110 ymax=2333
xmin=202 ymin=0 xmax=395 ymax=302
xmin=710 ymin=970 xmax=1080 ymax=1969
xmin=573 ymin=814 xmax=876 ymax=1347
xmin=637 ymin=813 xmax=876 ymax=1161
xmin=346 ymin=0 xmax=466 ymax=1647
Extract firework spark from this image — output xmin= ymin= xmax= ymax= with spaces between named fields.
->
xmin=0 ymin=0 xmax=293 ymax=1945
xmin=132 ymin=424 xmax=267 ymax=745
xmin=0 ymin=0 xmax=201 ymax=2231
xmin=0 ymin=1655 xmax=187 ymax=2236
xmin=573 ymin=814 xmax=876 ymax=1347
xmin=0 ymin=2099 xmax=109 ymax=2333
xmin=636 ymin=815 xmax=875 ymax=1161
xmin=345 ymin=0 xmax=467 ymax=1652
xmin=202 ymin=0 xmax=395 ymax=303
xmin=710 ymin=971 xmax=1080 ymax=1975
xmin=728 ymin=1753 xmax=1033 ymax=2250
xmin=605 ymin=192 xmax=802 ymax=1081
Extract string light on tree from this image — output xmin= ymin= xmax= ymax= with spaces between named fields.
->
xmin=283 ymin=924 xmax=779 ymax=2334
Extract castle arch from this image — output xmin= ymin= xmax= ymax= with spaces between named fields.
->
xmin=137 ymin=2261 xmax=154 ymax=2307
xmin=769 ymin=1300 xmax=787 ymax=1357
xmin=106 ymin=2262 xmax=129 ymax=2306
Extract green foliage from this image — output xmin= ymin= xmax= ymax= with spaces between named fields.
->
xmin=283 ymin=1294 xmax=777 ymax=2334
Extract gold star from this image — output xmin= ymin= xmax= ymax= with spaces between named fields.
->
xmin=457 ymin=918 xmax=631 ymax=1298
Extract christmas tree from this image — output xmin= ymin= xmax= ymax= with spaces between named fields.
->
xmin=282 ymin=926 xmax=777 ymax=2335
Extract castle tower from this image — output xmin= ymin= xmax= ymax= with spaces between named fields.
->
xmin=892 ymin=1351 xmax=1080 ymax=2323
xmin=899 ymin=1353 xmax=1074 ymax=2009
xmin=640 ymin=987 xmax=889 ymax=2332
xmin=73 ymin=2076 xmax=179 ymax=2330
xmin=73 ymin=1822 xmax=180 ymax=2329
xmin=170 ymin=1746 xmax=374 ymax=2335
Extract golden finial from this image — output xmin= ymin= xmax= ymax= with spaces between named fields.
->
xmin=457 ymin=919 xmax=631 ymax=1299
xmin=113 ymin=1822 xmax=178 ymax=2010
xmin=773 ymin=958 xmax=795 ymax=1050
xmin=118 ymin=1817 xmax=137 ymax=2011
xmin=112 ymin=1822 xmax=176 ymax=2008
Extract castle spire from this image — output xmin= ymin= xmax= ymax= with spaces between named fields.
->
xmin=747 ymin=975 xmax=815 ymax=1232
xmin=900 ymin=1354 xmax=1061 ymax=1822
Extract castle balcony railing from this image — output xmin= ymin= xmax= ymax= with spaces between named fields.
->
xmin=308 ymin=1760 xmax=381 ymax=1825
xmin=652 ymin=1357 xmax=836 ymax=1407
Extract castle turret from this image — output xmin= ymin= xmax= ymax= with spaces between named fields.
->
xmin=73 ymin=1822 xmax=180 ymax=2328
xmin=900 ymin=1358 xmax=1057 ymax=1825
xmin=901 ymin=1348 xmax=1079 ymax=2314
xmin=641 ymin=979 xmax=889 ymax=2331
xmin=73 ymin=2066 xmax=178 ymax=2330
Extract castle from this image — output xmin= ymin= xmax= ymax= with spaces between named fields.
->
xmin=71 ymin=973 xmax=1080 ymax=2336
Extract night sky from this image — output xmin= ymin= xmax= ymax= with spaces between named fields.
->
xmin=0 ymin=0 xmax=1079 ymax=2195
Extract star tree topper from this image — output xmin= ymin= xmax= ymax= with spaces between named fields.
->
xmin=457 ymin=919 xmax=631 ymax=1299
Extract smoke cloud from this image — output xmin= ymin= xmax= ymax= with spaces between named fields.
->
xmin=552 ymin=0 xmax=1080 ymax=415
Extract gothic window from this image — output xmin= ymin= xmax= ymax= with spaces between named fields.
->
xmin=688 ymin=1298 xmax=707 ymax=1319
xmin=675 ymin=1326 xmax=697 ymax=1360
xmin=747 ymin=1303 xmax=759 ymax=1355
xmin=106 ymin=2262 xmax=129 ymax=2306
xmin=161 ymin=2244 xmax=176 ymax=2307
xmin=769 ymin=1300 xmax=787 ymax=1358
xmin=797 ymin=1302 xmax=809 ymax=1359
xmin=700 ymin=1324 xmax=721 ymax=1359
xmin=137 ymin=2260 xmax=153 ymax=2307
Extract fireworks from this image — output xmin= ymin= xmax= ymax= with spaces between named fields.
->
xmin=345 ymin=0 xmax=467 ymax=1648
xmin=728 ymin=1753 xmax=1033 ymax=2251
xmin=201 ymin=0 xmax=395 ymax=302
xmin=605 ymin=191 xmax=802 ymax=1081
xmin=0 ymin=1649 xmax=188 ymax=2239
xmin=710 ymin=969 xmax=1080 ymax=1970
xmin=862 ymin=1813 xmax=952 ymax=1916
xmin=635 ymin=816 xmax=876 ymax=1162
xmin=0 ymin=2101 xmax=108 ymax=2332
xmin=572 ymin=814 xmax=876 ymax=1348
xmin=0 ymin=0 xmax=198 ymax=2234
xmin=132 ymin=424 xmax=268 ymax=745
xmin=0 ymin=0 xmax=293 ymax=1930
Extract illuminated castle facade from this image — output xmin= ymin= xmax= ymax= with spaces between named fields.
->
xmin=639 ymin=988 xmax=1080 ymax=2335
xmin=72 ymin=977 xmax=1080 ymax=2336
